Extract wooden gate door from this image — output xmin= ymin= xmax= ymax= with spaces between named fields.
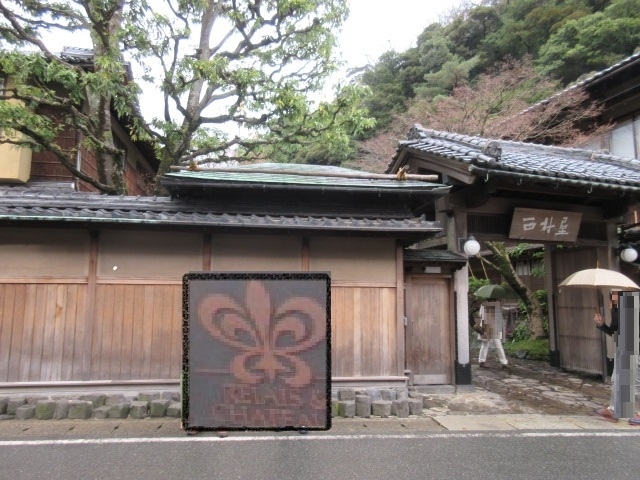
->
xmin=405 ymin=275 xmax=453 ymax=384
xmin=553 ymin=247 xmax=604 ymax=375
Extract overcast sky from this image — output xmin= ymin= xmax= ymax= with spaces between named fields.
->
xmin=43 ymin=0 xmax=467 ymax=118
xmin=335 ymin=0 xmax=464 ymax=69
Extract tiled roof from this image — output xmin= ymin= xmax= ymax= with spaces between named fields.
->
xmin=574 ymin=51 xmax=640 ymax=88
xmin=520 ymin=52 xmax=640 ymax=118
xmin=389 ymin=125 xmax=640 ymax=194
xmin=403 ymin=248 xmax=468 ymax=264
xmin=162 ymin=163 xmax=450 ymax=195
xmin=0 ymin=184 xmax=442 ymax=236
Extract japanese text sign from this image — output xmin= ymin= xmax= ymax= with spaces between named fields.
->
xmin=509 ymin=208 xmax=582 ymax=242
xmin=182 ymin=272 xmax=331 ymax=432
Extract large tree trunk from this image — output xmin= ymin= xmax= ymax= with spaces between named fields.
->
xmin=481 ymin=241 xmax=547 ymax=339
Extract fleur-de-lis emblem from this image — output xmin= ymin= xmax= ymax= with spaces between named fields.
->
xmin=198 ymin=281 xmax=325 ymax=387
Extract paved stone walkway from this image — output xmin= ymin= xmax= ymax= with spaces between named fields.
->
xmin=422 ymin=353 xmax=612 ymax=417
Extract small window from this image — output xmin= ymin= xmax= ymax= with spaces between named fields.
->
xmin=113 ymin=134 xmax=127 ymax=172
xmin=610 ymin=121 xmax=635 ymax=158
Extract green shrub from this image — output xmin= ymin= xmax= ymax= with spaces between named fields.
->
xmin=504 ymin=338 xmax=550 ymax=361
xmin=510 ymin=319 xmax=530 ymax=342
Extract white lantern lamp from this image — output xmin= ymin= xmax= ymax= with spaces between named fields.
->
xmin=620 ymin=246 xmax=638 ymax=263
xmin=463 ymin=235 xmax=481 ymax=256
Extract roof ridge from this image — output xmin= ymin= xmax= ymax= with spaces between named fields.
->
xmin=408 ymin=124 xmax=640 ymax=168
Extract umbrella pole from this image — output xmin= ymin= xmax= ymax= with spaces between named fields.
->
xmin=598 ymin=288 xmax=604 ymax=315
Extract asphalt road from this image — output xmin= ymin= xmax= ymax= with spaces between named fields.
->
xmin=2 ymin=430 xmax=640 ymax=480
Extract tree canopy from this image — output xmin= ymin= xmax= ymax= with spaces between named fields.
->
xmin=0 ymin=0 xmax=373 ymax=193
xmin=357 ymin=0 xmax=640 ymax=135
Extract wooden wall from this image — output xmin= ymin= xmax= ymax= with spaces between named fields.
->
xmin=331 ymin=284 xmax=397 ymax=377
xmin=553 ymin=247 xmax=604 ymax=375
xmin=0 ymin=229 xmax=405 ymax=384
xmin=0 ymin=280 xmax=183 ymax=383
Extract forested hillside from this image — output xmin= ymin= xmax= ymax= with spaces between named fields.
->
xmin=345 ymin=0 xmax=640 ymax=172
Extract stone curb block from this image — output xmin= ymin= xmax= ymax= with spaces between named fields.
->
xmin=35 ymin=400 xmax=57 ymax=420
xmin=0 ymin=387 xmax=425 ymax=421
xmin=16 ymin=404 xmax=36 ymax=420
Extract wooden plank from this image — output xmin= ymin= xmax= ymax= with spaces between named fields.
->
xmin=395 ymin=242 xmax=404 ymax=376
xmin=49 ymin=285 xmax=68 ymax=381
xmin=90 ymin=285 xmax=105 ymax=380
xmin=96 ymin=279 xmax=182 ymax=285
xmin=83 ymin=231 xmax=99 ymax=381
xmin=382 ymin=288 xmax=395 ymax=375
xmin=110 ymin=284 xmax=125 ymax=380
xmin=0 ymin=277 xmax=87 ymax=284
xmin=38 ymin=285 xmax=57 ymax=381
xmin=130 ymin=285 xmax=145 ymax=379
xmin=170 ymin=286 xmax=183 ymax=379
xmin=330 ymin=281 xmax=396 ymax=288
xmin=72 ymin=285 xmax=87 ymax=380
xmin=141 ymin=285 xmax=155 ymax=379
xmin=154 ymin=285 xmax=171 ymax=378
xmin=99 ymin=285 xmax=115 ymax=380
xmin=352 ymin=288 xmax=362 ymax=376
xmin=148 ymin=286 xmax=162 ymax=378
xmin=60 ymin=284 xmax=79 ymax=381
xmin=0 ymin=285 xmax=15 ymax=382
xmin=119 ymin=283 xmax=136 ymax=380
xmin=19 ymin=285 xmax=37 ymax=382
xmin=331 ymin=287 xmax=355 ymax=377
xmin=360 ymin=288 xmax=378 ymax=376
xmin=7 ymin=284 xmax=26 ymax=382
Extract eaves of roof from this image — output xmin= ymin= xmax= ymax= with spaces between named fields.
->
xmin=520 ymin=51 xmax=640 ymax=117
xmin=0 ymin=186 xmax=442 ymax=237
xmin=404 ymin=248 xmax=468 ymax=265
xmin=388 ymin=126 xmax=640 ymax=195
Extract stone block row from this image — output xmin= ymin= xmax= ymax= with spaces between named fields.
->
xmin=331 ymin=387 xmax=427 ymax=418
xmin=1 ymin=387 xmax=430 ymax=420
xmin=0 ymin=392 xmax=181 ymax=421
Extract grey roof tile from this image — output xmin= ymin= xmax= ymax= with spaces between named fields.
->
xmin=392 ymin=125 xmax=640 ymax=193
xmin=404 ymin=249 xmax=468 ymax=264
xmin=0 ymin=184 xmax=442 ymax=236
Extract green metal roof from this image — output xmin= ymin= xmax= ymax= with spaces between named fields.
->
xmin=161 ymin=163 xmax=450 ymax=195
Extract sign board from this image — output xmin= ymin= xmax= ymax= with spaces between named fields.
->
xmin=182 ymin=272 xmax=331 ymax=432
xmin=508 ymin=208 xmax=582 ymax=242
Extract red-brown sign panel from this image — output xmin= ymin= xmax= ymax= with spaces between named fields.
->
xmin=182 ymin=272 xmax=331 ymax=431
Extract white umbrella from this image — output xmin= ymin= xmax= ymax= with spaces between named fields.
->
xmin=559 ymin=268 xmax=640 ymax=291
